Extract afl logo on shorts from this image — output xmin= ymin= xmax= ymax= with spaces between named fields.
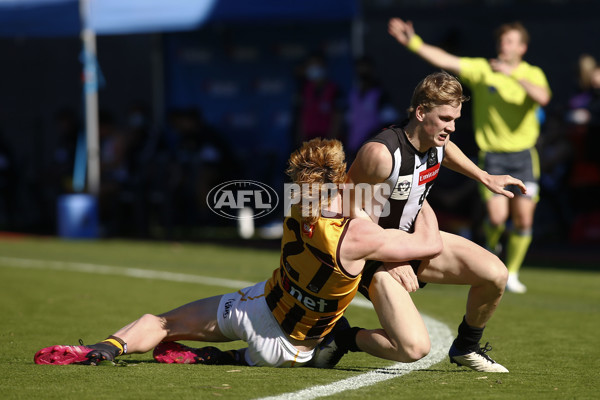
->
xmin=207 ymin=180 xmax=279 ymax=220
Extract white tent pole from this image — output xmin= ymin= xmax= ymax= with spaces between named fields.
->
xmin=80 ymin=0 xmax=100 ymax=196
xmin=151 ymin=34 xmax=165 ymax=130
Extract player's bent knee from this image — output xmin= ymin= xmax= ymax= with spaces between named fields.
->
xmin=488 ymin=257 xmax=508 ymax=288
xmin=389 ymin=335 xmax=430 ymax=362
xmin=401 ymin=339 xmax=431 ymax=362
xmin=138 ymin=313 xmax=168 ymax=331
xmin=474 ymin=253 xmax=508 ymax=290
xmin=406 ymin=338 xmax=431 ymax=362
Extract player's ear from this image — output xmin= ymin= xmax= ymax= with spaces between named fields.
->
xmin=415 ymin=105 xmax=427 ymax=122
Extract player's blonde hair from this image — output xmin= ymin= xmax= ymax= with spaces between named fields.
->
xmin=286 ymin=138 xmax=347 ymax=225
xmin=407 ymin=71 xmax=469 ymax=118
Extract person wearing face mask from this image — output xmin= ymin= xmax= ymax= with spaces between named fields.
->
xmin=388 ymin=19 xmax=551 ymax=293
xmin=294 ymin=53 xmax=343 ymax=149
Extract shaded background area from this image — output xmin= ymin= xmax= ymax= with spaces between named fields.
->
xmin=0 ymin=0 xmax=598 ymax=263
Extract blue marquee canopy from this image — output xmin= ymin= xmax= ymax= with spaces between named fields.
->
xmin=0 ymin=0 xmax=360 ymax=197
xmin=0 ymin=0 xmax=360 ymax=37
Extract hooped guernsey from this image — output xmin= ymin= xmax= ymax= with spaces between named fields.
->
xmin=367 ymin=125 xmax=445 ymax=232
xmin=264 ymin=205 xmax=359 ymax=341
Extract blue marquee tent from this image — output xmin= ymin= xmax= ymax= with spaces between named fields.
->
xmin=0 ymin=0 xmax=360 ymax=37
xmin=0 ymin=0 xmax=360 ymax=236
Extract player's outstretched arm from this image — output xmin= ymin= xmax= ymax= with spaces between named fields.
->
xmin=442 ymin=140 xmax=526 ymax=197
xmin=388 ymin=18 xmax=461 ymax=75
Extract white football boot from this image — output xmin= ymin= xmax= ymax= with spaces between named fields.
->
xmin=449 ymin=342 xmax=509 ymax=373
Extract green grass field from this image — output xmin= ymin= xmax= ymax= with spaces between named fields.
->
xmin=0 ymin=237 xmax=599 ymax=399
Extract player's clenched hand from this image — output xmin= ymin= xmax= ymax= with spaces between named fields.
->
xmin=383 ymin=262 xmax=420 ymax=293
xmin=484 ymin=174 xmax=527 ymax=198
xmin=388 ymin=18 xmax=415 ymax=46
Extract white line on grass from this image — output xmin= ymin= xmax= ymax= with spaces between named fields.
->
xmin=0 ymin=256 xmax=255 ymax=289
xmin=0 ymin=256 xmax=454 ymax=398
xmin=255 ymin=314 xmax=453 ymax=400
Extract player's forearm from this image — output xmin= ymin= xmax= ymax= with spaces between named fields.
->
xmin=373 ymin=224 xmax=441 ymax=262
xmin=517 ymin=79 xmax=551 ymax=106
xmin=410 ymin=38 xmax=461 ymax=75
xmin=388 ymin=18 xmax=460 ymax=75
xmin=442 ymin=141 xmax=487 ymax=183
xmin=412 ymin=204 xmax=442 ymax=257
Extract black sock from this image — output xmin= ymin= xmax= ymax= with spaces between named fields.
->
xmin=88 ymin=342 xmax=122 ymax=360
xmin=335 ymin=327 xmax=363 ymax=353
xmin=224 ymin=349 xmax=248 ymax=366
xmin=88 ymin=335 xmax=127 ymax=360
xmin=454 ymin=316 xmax=484 ymax=352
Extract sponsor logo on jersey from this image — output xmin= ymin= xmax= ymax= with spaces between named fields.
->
xmin=418 ymin=164 xmax=440 ymax=185
xmin=281 ymin=274 xmax=337 ymax=313
xmin=207 ymin=180 xmax=279 ymax=220
xmin=390 ymin=174 xmax=413 ymax=200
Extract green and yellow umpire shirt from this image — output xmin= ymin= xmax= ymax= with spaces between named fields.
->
xmin=459 ymin=57 xmax=551 ymax=153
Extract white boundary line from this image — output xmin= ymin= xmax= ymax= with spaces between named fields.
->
xmin=0 ymin=256 xmax=255 ymax=289
xmin=255 ymin=314 xmax=453 ymax=400
xmin=0 ymin=256 xmax=453 ymax=398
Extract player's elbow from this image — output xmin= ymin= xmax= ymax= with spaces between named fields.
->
xmin=536 ymin=90 xmax=551 ymax=107
xmin=538 ymin=95 xmax=551 ymax=107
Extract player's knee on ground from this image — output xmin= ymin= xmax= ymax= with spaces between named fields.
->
xmin=373 ymin=329 xmax=430 ymax=363
xmin=367 ymin=272 xmax=431 ymax=362
xmin=393 ymin=335 xmax=430 ymax=362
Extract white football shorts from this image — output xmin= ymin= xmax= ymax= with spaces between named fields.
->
xmin=217 ymin=280 xmax=315 ymax=367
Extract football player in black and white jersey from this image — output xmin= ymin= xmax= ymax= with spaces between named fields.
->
xmin=319 ymin=72 xmax=526 ymax=373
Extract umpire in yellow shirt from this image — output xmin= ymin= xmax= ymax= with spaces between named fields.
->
xmin=388 ymin=19 xmax=551 ymax=293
